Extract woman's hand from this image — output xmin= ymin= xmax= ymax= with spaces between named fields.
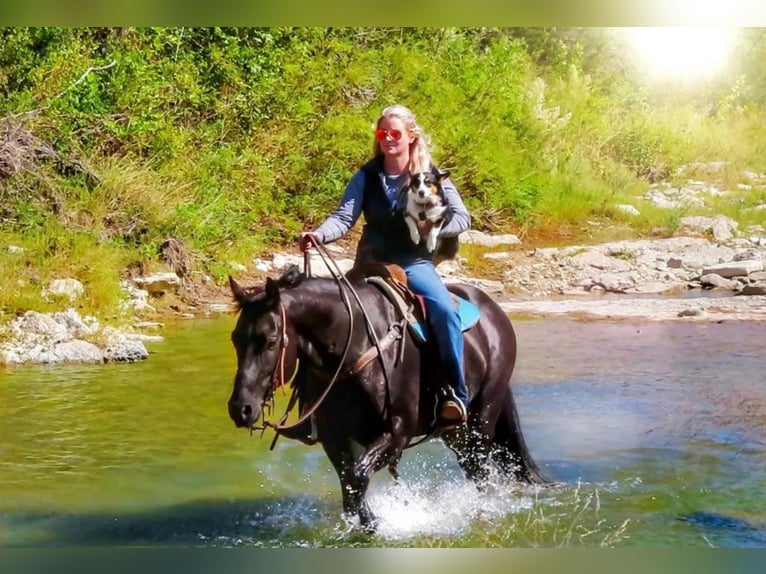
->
xmin=298 ymin=231 xmax=322 ymax=252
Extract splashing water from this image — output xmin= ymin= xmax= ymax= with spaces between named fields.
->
xmin=368 ymin=477 xmax=536 ymax=541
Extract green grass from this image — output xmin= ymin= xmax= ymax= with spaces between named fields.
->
xmin=2 ymin=28 xmax=766 ymax=322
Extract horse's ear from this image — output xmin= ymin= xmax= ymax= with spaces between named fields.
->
xmin=229 ymin=275 xmax=247 ymax=304
xmin=264 ymin=277 xmax=281 ymax=307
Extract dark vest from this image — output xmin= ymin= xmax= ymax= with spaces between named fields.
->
xmin=356 ymin=157 xmax=438 ymax=266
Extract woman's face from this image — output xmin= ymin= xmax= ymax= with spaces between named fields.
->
xmin=376 ymin=116 xmax=414 ymax=158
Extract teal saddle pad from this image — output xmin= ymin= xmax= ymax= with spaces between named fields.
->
xmin=410 ymin=296 xmax=481 ymax=343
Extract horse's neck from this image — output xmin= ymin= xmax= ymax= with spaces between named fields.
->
xmin=284 ymin=286 xmax=350 ymax=362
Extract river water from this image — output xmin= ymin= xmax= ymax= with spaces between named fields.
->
xmin=1 ymin=315 xmax=765 ymax=547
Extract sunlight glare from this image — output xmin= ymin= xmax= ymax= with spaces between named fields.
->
xmin=621 ymin=27 xmax=735 ymax=80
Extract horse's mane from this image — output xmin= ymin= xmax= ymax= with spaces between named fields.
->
xmin=276 ymin=264 xmax=305 ymax=289
xmin=230 ymin=264 xmax=305 ymax=310
xmin=233 ymin=262 xmax=371 ymax=310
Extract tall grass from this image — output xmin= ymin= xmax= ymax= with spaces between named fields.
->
xmin=2 ymin=28 xmax=766 ymax=320
xmin=0 ymin=224 xmax=131 ymax=322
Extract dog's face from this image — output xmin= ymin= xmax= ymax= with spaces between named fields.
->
xmin=407 ymin=171 xmax=447 ymax=205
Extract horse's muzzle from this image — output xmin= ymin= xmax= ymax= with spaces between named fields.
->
xmin=228 ymin=399 xmax=258 ymax=428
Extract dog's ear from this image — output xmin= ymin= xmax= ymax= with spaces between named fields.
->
xmin=436 ymin=169 xmax=450 ymax=182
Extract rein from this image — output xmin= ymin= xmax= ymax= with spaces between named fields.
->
xmin=264 ymin=238 xmax=357 ymax=437
xmin=265 ymin=237 xmax=398 ymax=441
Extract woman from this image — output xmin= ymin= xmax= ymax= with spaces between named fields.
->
xmin=299 ymin=104 xmax=471 ymax=424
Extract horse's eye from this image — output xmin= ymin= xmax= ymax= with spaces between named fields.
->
xmin=266 ymin=338 xmax=278 ymax=350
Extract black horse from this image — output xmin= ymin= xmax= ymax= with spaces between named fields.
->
xmin=227 ymin=264 xmax=548 ymax=531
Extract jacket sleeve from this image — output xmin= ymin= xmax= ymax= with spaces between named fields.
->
xmin=439 ymin=176 xmax=471 ymax=237
xmin=313 ymin=170 xmax=366 ymax=243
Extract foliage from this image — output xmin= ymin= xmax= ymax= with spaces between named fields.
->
xmin=1 ymin=27 xmax=765 ymax=319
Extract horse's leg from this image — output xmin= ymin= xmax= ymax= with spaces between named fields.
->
xmin=320 ymin=439 xmax=371 ymax=523
xmin=351 ymin=416 xmax=411 ymax=528
xmin=442 ymin=413 xmax=494 ymax=485
xmin=387 ymin=457 xmax=401 ymax=482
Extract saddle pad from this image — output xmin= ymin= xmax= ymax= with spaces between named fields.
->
xmin=410 ymin=295 xmax=481 ymax=343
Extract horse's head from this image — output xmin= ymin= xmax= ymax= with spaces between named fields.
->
xmin=227 ymin=275 xmax=289 ymax=429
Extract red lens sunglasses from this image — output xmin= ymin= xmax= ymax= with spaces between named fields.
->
xmin=374 ymin=128 xmax=403 ymax=142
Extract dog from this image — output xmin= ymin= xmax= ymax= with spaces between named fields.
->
xmin=403 ymin=170 xmax=450 ymax=253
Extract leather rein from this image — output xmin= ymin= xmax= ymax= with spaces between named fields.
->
xmin=258 ymin=237 xmax=402 ymax=445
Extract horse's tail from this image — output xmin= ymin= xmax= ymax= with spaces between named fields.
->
xmin=492 ymin=387 xmax=550 ymax=485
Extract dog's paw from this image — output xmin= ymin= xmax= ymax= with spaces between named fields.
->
xmin=426 ymin=232 xmax=438 ymax=252
xmin=431 ymin=203 xmax=447 ymax=217
xmin=408 ymin=226 xmax=421 ymax=245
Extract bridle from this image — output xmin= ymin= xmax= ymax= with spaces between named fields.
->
xmin=246 ymin=302 xmax=296 ymax=435
xmin=269 ymin=303 xmax=295 ymax=397
xmin=253 ymin=236 xmax=402 ymax=445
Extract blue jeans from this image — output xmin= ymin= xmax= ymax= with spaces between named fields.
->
xmin=403 ymin=260 xmax=468 ymax=406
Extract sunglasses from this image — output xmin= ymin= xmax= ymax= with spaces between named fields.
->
xmin=374 ymin=128 xmax=403 ymax=142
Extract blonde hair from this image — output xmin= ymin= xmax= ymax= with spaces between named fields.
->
xmin=373 ymin=104 xmax=433 ymax=173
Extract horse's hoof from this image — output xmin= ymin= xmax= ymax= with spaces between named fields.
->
xmin=360 ymin=518 xmax=379 ymax=535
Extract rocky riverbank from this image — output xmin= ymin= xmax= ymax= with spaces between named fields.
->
xmin=3 ymin=212 xmax=766 ymax=366
xmin=227 ymin=217 xmax=766 ymax=323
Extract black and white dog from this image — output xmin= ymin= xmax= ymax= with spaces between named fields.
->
xmin=403 ymin=170 xmax=450 ymax=253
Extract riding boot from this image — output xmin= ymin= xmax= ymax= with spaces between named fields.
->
xmin=440 ymin=386 xmax=467 ymax=424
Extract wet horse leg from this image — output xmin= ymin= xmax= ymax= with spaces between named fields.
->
xmin=320 ymin=439 xmax=371 ymax=521
xmin=443 ymin=410 xmax=496 ymax=485
xmin=350 ymin=416 xmax=410 ymax=529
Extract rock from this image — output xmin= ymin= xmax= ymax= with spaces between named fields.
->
xmin=678 ymin=215 xmax=738 ymax=242
xmin=252 ymin=258 xmax=272 ymax=272
xmin=738 ymin=283 xmax=766 ymax=296
xmin=53 ymin=308 xmax=100 ymax=338
xmin=461 ymin=230 xmax=521 ymax=247
xmin=677 ymin=307 xmax=705 ymax=317
xmin=616 ymin=204 xmax=640 ymax=216
xmin=701 ymin=260 xmax=763 ymax=278
xmin=133 ymin=272 xmax=181 ymax=296
xmin=626 ymin=281 xmax=686 ymax=294
xmin=51 ymin=340 xmax=104 ymax=363
xmin=667 ymin=258 xmax=683 ymax=268
xmin=436 ymin=259 xmax=462 ymax=276
xmin=587 ymin=272 xmax=636 ymax=293
xmin=272 ymin=252 xmax=356 ymax=278
xmin=483 ymin=251 xmax=511 ymax=260
xmin=103 ymin=340 xmax=149 ymax=363
xmin=120 ymin=280 xmax=155 ymax=312
xmin=207 ymin=303 xmax=234 ymax=314
xmin=0 ymin=309 xmax=153 ymax=366
xmin=566 ymin=251 xmax=633 ymax=272
xmin=10 ymin=311 xmax=69 ymax=342
xmin=135 ymin=321 xmax=163 ymax=329
xmin=500 ymin=295 xmax=766 ymax=322
xmin=699 ymin=273 xmax=740 ymax=290
xmin=447 ymin=276 xmax=505 ymax=294
xmin=645 ymin=189 xmax=681 ymax=209
xmin=272 ymin=254 xmax=303 ymax=270
xmin=43 ymin=278 xmax=84 ymax=301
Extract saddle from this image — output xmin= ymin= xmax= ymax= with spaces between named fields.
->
xmin=350 ymin=262 xmax=480 ymax=344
